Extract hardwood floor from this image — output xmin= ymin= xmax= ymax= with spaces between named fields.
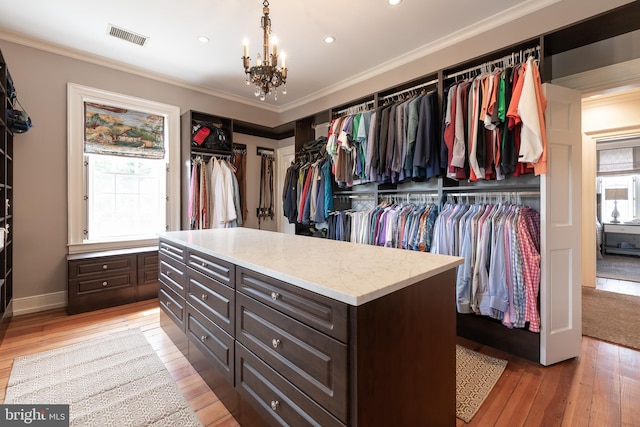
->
xmin=1 ymin=299 xmax=639 ymax=426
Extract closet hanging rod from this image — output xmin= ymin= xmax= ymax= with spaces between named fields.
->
xmin=256 ymin=146 xmax=275 ymax=157
xmin=333 ymin=99 xmax=376 ymax=117
xmin=377 ymin=189 xmax=439 ymax=194
xmin=445 ymin=46 xmax=540 ymax=80
xmin=336 ymin=194 xmax=377 ymax=199
xmin=191 ymin=151 xmax=231 ymax=158
xmin=382 ymin=78 xmax=438 ymax=101
xmin=445 ymin=191 xmax=540 ymax=198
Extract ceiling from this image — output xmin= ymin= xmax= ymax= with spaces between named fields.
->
xmin=0 ymin=0 xmax=560 ymax=111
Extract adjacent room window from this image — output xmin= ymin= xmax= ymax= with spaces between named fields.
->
xmin=596 ymin=136 xmax=640 ymax=223
xmin=67 ymin=83 xmax=180 ymax=253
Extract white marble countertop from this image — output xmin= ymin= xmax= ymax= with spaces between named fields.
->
xmin=160 ymin=228 xmax=463 ymax=306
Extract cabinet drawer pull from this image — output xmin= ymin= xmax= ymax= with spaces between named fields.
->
xmin=165 ymin=270 xmax=172 ymax=276
xmin=272 ymin=338 xmax=280 ymax=349
xmin=201 ymin=261 xmax=207 ymax=267
xmin=270 ymin=400 xmax=279 ymax=411
xmin=271 ymin=292 xmax=280 ymax=301
xmin=166 ymin=301 xmax=172 ymax=307
xmin=201 ymin=293 xmax=208 ymax=301
xmin=200 ymin=335 xmax=208 ymax=342
xmin=102 ymin=281 xmax=108 ymax=287
xmin=102 ymin=264 xmax=108 ymax=270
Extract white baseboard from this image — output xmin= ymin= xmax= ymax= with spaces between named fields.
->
xmin=12 ymin=291 xmax=67 ymax=316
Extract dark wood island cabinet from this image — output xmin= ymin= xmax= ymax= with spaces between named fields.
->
xmin=159 ymin=228 xmax=462 ymax=427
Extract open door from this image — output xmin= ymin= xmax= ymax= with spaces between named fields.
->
xmin=540 ymin=83 xmax=582 ymax=365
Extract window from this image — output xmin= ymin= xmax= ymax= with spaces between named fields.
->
xmin=597 ymin=136 xmax=640 ymax=223
xmin=67 ymin=83 xmax=180 ymax=253
xmin=86 ymin=155 xmax=166 ymax=241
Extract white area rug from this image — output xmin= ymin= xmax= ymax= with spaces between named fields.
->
xmin=4 ymin=328 xmax=202 ymax=426
xmin=456 ymin=345 xmax=507 ymax=423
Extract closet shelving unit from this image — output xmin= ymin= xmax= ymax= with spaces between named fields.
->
xmin=180 ymin=110 xmax=240 ymax=230
xmin=302 ymin=31 xmax=584 ymax=365
xmin=0 ymin=48 xmax=13 ymax=340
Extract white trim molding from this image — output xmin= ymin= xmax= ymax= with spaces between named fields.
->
xmin=67 ymin=83 xmax=181 ymax=254
xmin=12 ymin=291 xmax=68 ymax=316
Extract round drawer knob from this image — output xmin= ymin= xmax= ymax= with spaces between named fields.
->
xmin=102 ymin=281 xmax=108 ymax=287
xmin=272 ymin=338 xmax=280 ymax=349
xmin=200 ymin=335 xmax=208 ymax=342
xmin=201 ymin=294 xmax=208 ymax=301
xmin=270 ymin=400 xmax=279 ymax=411
xmin=166 ymin=301 xmax=172 ymax=307
xmin=201 ymin=262 xmax=207 ymax=267
xmin=271 ymin=292 xmax=280 ymax=301
xmin=102 ymin=264 xmax=108 ymax=270
xmin=166 ymin=270 xmax=171 ymax=276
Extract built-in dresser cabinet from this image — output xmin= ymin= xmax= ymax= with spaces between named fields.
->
xmin=67 ymin=247 xmax=158 ymax=314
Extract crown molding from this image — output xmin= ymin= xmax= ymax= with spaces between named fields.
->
xmin=0 ymin=29 xmax=281 ymax=114
xmin=1 ymin=0 xmax=560 ymax=119
xmin=278 ymin=0 xmax=561 ymax=113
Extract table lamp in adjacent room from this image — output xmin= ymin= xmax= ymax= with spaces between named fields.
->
xmin=605 ymin=187 xmax=628 ymax=224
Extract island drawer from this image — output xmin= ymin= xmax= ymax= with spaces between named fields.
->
xmin=187 ymin=267 xmax=234 ymax=336
xmin=187 ymin=249 xmax=235 ymax=289
xmin=159 ymin=239 xmax=186 ymax=263
xmin=237 ymin=267 xmax=348 ymax=343
xmin=235 ymin=342 xmax=345 ymax=427
xmin=159 ymin=252 xmax=187 ymax=298
xmin=236 ymin=291 xmax=348 ymax=422
xmin=186 ymin=305 xmax=234 ymax=385
xmin=159 ymin=283 xmax=185 ymax=330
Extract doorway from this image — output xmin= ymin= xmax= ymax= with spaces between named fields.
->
xmin=583 ymin=88 xmax=640 ymax=297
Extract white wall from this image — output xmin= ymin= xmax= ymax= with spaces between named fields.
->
xmin=0 ymin=39 xmax=281 ymax=313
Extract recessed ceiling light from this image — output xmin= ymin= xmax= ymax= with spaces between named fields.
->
xmin=198 ymin=36 xmax=210 ymax=43
xmin=324 ymin=36 xmax=335 ymax=44
xmin=388 ymin=0 xmax=402 ymax=5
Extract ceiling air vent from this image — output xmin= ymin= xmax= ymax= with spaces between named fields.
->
xmin=107 ymin=24 xmax=148 ymax=46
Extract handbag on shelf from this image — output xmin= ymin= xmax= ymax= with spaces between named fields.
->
xmin=6 ymin=99 xmax=32 ymax=134
xmin=191 ymin=121 xmax=230 ymax=151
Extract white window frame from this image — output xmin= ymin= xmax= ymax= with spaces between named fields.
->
xmin=67 ymin=83 xmax=180 ymax=254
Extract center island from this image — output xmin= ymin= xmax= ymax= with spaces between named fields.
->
xmin=158 ymin=228 xmax=463 ymax=427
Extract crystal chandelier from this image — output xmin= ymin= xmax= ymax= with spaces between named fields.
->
xmin=242 ymin=0 xmax=287 ymax=101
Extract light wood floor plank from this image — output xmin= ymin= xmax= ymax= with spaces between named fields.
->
xmin=589 ymin=341 xmax=622 ymax=427
xmin=2 ymin=299 xmax=640 ymax=426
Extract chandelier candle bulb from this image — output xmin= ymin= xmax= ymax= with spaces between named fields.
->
xmin=243 ymin=39 xmax=249 ymax=57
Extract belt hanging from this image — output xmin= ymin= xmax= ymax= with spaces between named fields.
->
xmin=258 ymin=154 xmax=274 ymax=228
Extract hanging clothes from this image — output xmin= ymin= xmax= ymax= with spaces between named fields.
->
xmin=326 ymin=200 xmax=439 ymax=252
xmin=232 ymin=148 xmax=248 ymax=223
xmin=440 ymin=56 xmax=547 ymax=182
xmin=282 ymin=137 xmax=333 ymax=226
xmin=258 ymin=154 xmax=275 ymax=228
xmin=187 ymin=156 xmax=241 ymax=230
xmin=430 ymin=199 xmax=541 ymax=332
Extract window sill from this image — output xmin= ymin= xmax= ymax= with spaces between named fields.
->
xmin=67 ymin=236 xmax=159 ymax=255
